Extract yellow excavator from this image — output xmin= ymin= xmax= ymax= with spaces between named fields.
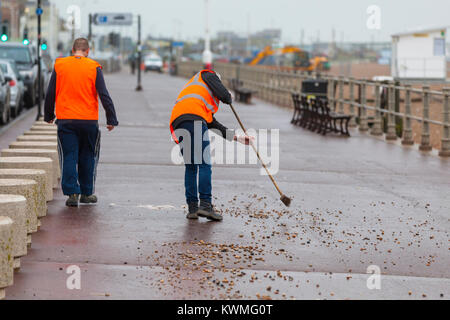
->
xmin=248 ymin=46 xmax=330 ymax=72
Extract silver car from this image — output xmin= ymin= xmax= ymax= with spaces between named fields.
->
xmin=0 ymin=59 xmax=25 ymax=117
xmin=0 ymin=66 xmax=11 ymax=125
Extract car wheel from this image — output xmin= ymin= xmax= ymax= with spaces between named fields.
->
xmin=26 ymin=90 xmax=35 ymax=109
xmin=0 ymin=105 xmax=7 ymax=125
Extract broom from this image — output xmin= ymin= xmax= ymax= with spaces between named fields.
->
xmin=229 ymin=103 xmax=291 ymax=207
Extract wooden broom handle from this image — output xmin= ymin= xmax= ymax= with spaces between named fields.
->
xmin=229 ymin=104 xmax=283 ymax=196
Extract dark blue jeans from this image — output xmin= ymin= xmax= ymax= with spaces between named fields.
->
xmin=175 ymin=121 xmax=212 ymax=204
xmin=57 ymin=121 xmax=101 ymax=196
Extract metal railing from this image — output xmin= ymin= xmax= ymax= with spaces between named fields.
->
xmin=177 ymin=61 xmax=450 ymax=157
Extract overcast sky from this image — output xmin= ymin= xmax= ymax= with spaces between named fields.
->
xmin=51 ymin=0 xmax=450 ymax=44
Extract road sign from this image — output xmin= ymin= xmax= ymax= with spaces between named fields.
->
xmin=93 ymin=13 xmax=133 ymax=26
xmin=36 ymin=7 xmax=43 ymax=16
xmin=172 ymin=41 xmax=184 ymax=48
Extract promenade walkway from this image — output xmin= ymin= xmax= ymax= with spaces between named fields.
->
xmin=3 ymin=70 xmax=449 ymax=299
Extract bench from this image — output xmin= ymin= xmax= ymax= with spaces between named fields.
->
xmin=291 ymin=94 xmax=352 ymax=136
xmin=230 ymin=79 xmax=257 ymax=104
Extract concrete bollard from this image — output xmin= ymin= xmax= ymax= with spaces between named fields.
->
xmin=0 ymin=179 xmax=41 ymax=241
xmin=0 ymin=216 xmax=14 ymax=299
xmin=23 ymin=130 xmax=56 ymax=136
xmin=1 ymin=148 xmax=60 ymax=183
xmin=30 ymin=125 xmax=57 ymax=132
xmin=0 ymin=195 xmax=28 ymax=270
xmin=17 ymin=135 xmax=57 ymax=143
xmin=0 ymin=168 xmax=49 ymax=209
xmin=9 ymin=141 xmax=57 ymax=152
xmin=0 ymin=157 xmax=53 ymax=202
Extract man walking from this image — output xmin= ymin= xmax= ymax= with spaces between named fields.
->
xmin=170 ymin=69 xmax=252 ymax=221
xmin=44 ymin=38 xmax=119 ymax=207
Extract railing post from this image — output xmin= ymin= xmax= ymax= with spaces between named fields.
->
xmin=328 ymin=78 xmax=335 ymax=110
xmin=439 ymin=88 xmax=450 ymax=157
xmin=359 ymin=81 xmax=369 ymax=132
xmin=402 ymin=84 xmax=414 ymax=145
xmin=371 ymin=82 xmax=383 ymax=136
xmin=419 ymin=85 xmax=432 ymax=151
xmin=338 ymin=76 xmax=344 ymax=113
xmin=386 ymin=84 xmax=397 ymax=140
xmin=348 ymin=78 xmax=357 ymax=127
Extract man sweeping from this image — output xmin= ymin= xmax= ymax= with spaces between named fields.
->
xmin=170 ymin=69 xmax=253 ymax=221
xmin=44 ymin=38 xmax=119 ymax=207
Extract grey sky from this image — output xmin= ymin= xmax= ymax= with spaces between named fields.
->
xmin=51 ymin=0 xmax=450 ymax=43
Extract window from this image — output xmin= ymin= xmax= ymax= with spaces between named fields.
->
xmin=0 ymin=47 xmax=32 ymax=64
xmin=434 ymin=38 xmax=445 ymax=56
xmin=0 ymin=63 xmax=7 ymax=74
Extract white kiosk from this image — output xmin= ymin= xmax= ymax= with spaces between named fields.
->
xmin=391 ymin=27 xmax=448 ymax=81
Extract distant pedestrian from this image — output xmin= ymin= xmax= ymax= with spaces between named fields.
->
xmin=129 ymin=53 xmax=137 ymax=75
xmin=44 ymin=38 xmax=119 ymax=207
xmin=170 ymin=69 xmax=253 ymax=221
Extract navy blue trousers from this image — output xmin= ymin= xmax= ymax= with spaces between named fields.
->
xmin=57 ymin=121 xmax=101 ymax=196
xmin=175 ymin=121 xmax=212 ymax=204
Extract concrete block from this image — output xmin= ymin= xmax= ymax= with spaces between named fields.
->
xmin=23 ymin=130 xmax=56 ymax=136
xmin=34 ymin=121 xmax=56 ymax=127
xmin=0 ymin=157 xmax=53 ymax=202
xmin=0 ymin=168 xmax=49 ymax=209
xmin=17 ymin=135 xmax=57 ymax=143
xmin=0 ymin=179 xmax=41 ymax=235
xmin=0 ymin=195 xmax=28 ymax=268
xmin=9 ymin=141 xmax=57 ymax=152
xmin=1 ymin=148 xmax=60 ymax=183
xmin=0 ymin=216 xmax=14 ymax=294
xmin=30 ymin=125 xmax=57 ymax=132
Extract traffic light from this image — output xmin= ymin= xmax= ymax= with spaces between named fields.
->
xmin=108 ymin=32 xmax=114 ymax=46
xmin=41 ymin=41 xmax=48 ymax=51
xmin=1 ymin=25 xmax=8 ymax=42
xmin=23 ymin=28 xmax=29 ymax=45
xmin=108 ymin=32 xmax=121 ymax=47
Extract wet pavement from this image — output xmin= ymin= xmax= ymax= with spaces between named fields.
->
xmin=3 ymin=70 xmax=450 ymax=300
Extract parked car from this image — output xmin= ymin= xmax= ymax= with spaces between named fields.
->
xmin=0 ymin=59 xmax=25 ymax=117
xmin=0 ymin=66 xmax=11 ymax=125
xmin=144 ymin=54 xmax=163 ymax=73
xmin=40 ymin=59 xmax=51 ymax=99
xmin=0 ymin=42 xmax=38 ymax=109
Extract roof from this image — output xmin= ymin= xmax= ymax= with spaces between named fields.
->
xmin=392 ymin=26 xmax=449 ymax=37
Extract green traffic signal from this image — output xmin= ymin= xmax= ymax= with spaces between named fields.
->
xmin=23 ymin=39 xmax=30 ymax=45
xmin=41 ymin=43 xmax=47 ymax=51
xmin=0 ymin=34 xmax=8 ymax=42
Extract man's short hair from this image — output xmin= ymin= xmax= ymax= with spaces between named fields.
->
xmin=72 ymin=38 xmax=90 ymax=52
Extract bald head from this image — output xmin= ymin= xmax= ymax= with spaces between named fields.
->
xmin=72 ymin=38 xmax=90 ymax=57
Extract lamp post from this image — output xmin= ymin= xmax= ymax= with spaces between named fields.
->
xmin=36 ymin=0 xmax=42 ymax=120
xmin=135 ymin=14 xmax=142 ymax=91
xmin=202 ymin=0 xmax=212 ymax=70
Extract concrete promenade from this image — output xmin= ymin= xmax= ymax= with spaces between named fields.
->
xmin=3 ymin=70 xmax=449 ymax=299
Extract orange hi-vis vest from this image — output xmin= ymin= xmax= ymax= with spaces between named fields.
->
xmin=169 ymin=70 xmax=220 ymax=143
xmin=54 ymin=55 xmax=101 ymax=120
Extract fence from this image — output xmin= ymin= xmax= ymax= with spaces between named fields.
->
xmin=177 ymin=61 xmax=450 ymax=157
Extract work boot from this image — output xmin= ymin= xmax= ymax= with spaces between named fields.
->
xmin=80 ymin=194 xmax=98 ymax=204
xmin=186 ymin=202 xmax=199 ymax=219
xmin=198 ymin=200 xmax=223 ymax=221
xmin=66 ymin=194 xmax=79 ymax=207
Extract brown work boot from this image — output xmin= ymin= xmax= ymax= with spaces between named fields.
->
xmin=80 ymin=194 xmax=98 ymax=204
xmin=66 ymin=194 xmax=79 ymax=207
xmin=186 ymin=202 xmax=199 ymax=219
xmin=198 ymin=200 xmax=223 ymax=221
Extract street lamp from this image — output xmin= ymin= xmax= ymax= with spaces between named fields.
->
xmin=202 ymin=0 xmax=212 ymax=70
